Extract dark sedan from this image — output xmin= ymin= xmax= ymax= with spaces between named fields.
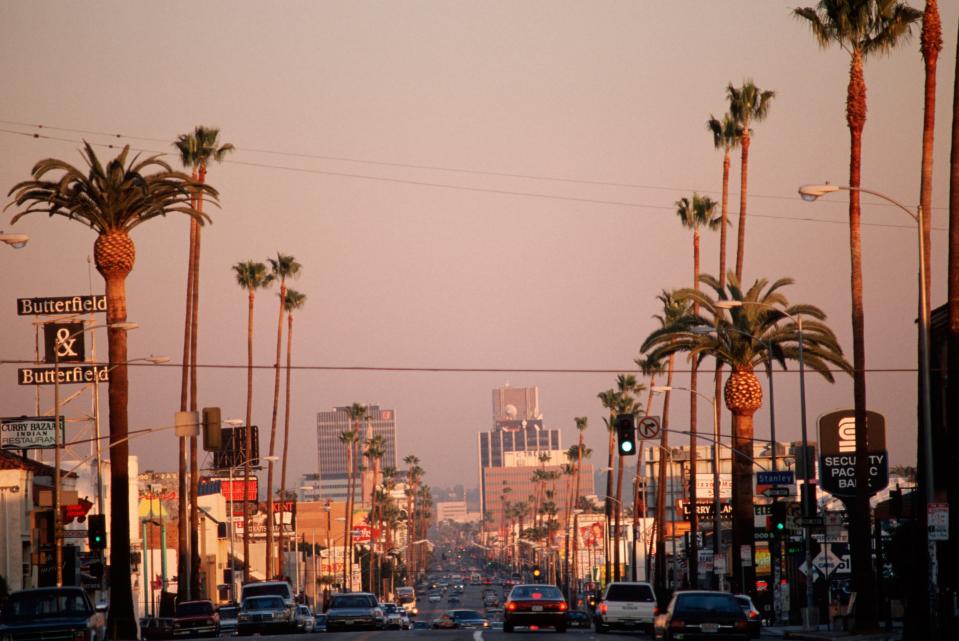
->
xmin=503 ymin=584 xmax=568 ymax=633
xmin=0 ymin=587 xmax=106 ymax=641
xmin=324 ymin=592 xmax=384 ymax=632
xmin=237 ymin=596 xmax=294 ymax=635
xmin=655 ymin=591 xmax=749 ymax=641
xmin=432 ymin=610 xmax=490 ymax=630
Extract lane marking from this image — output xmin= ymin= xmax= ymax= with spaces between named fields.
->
xmin=473 ymin=631 xmax=484 ymax=641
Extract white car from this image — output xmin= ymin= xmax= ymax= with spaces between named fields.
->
xmin=428 ymin=593 xmax=442 ymax=603
xmin=295 ymin=605 xmax=315 ymax=633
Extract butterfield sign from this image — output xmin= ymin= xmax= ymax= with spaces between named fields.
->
xmin=17 ymin=295 xmax=106 ymax=316
xmin=18 ymin=365 xmax=110 ymax=386
xmin=1 ymin=416 xmax=65 ymax=450
xmin=818 ymin=409 xmax=889 ymax=497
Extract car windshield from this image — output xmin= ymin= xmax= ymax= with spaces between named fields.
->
xmin=675 ymin=594 xmax=742 ymax=615
xmin=176 ymin=602 xmax=214 ymax=616
xmin=219 ymin=607 xmax=238 ymax=618
xmin=330 ymin=595 xmax=375 ymax=609
xmin=606 ymin=584 xmax=654 ymax=602
xmin=452 ymin=610 xmax=484 ymax=620
xmin=2 ymin=591 xmax=91 ymax=619
xmin=243 ymin=597 xmax=284 ymax=610
xmin=242 ymin=584 xmax=290 ymax=600
xmin=510 ymin=586 xmax=563 ymax=600
xmin=297 ymin=606 xmax=311 ymax=615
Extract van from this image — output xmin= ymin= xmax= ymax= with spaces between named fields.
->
xmin=594 ymin=581 xmax=657 ymax=633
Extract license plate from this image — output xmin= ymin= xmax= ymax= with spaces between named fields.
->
xmin=702 ymin=622 xmax=719 ymax=633
xmin=532 ymin=606 xmax=543 ymax=612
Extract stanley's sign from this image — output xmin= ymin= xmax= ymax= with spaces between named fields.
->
xmin=17 ymin=295 xmax=106 ymax=316
xmin=18 ymin=365 xmax=110 ymax=386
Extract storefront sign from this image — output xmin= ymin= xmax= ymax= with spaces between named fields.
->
xmin=17 ymin=294 xmax=107 ymax=316
xmin=1 ymin=416 xmax=65 ymax=450
xmin=17 ymin=365 xmax=109 ymax=386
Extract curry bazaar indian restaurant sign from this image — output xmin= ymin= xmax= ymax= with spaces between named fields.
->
xmin=1 ymin=416 xmax=65 ymax=450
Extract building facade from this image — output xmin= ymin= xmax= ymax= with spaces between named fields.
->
xmin=315 ymin=405 xmax=397 ymax=501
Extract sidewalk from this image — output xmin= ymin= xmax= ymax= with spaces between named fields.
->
xmin=764 ymin=624 xmax=901 ymax=641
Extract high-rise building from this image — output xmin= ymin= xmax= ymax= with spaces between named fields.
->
xmin=478 ymin=385 xmax=561 ymax=515
xmin=315 ymin=405 xmax=397 ymax=501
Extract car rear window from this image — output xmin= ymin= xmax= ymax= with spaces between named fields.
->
xmin=2 ymin=591 xmax=91 ymax=618
xmin=243 ymin=597 xmax=284 ymax=610
xmin=242 ymin=584 xmax=292 ymax=600
xmin=675 ymin=594 xmax=742 ymax=615
xmin=330 ymin=595 xmax=376 ymax=609
xmin=605 ymin=584 xmax=655 ymax=602
xmin=218 ymin=607 xmax=238 ymax=618
xmin=510 ymin=586 xmax=563 ymax=600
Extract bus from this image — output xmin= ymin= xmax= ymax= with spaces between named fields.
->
xmin=396 ymin=586 xmax=416 ymax=613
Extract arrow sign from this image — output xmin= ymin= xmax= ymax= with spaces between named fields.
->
xmin=637 ymin=416 xmax=660 ymax=440
xmin=763 ymin=487 xmax=790 ymax=498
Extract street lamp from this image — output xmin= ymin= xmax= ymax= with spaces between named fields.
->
xmin=798 ymin=183 xmax=936 ymax=631
xmin=0 ymin=231 xmax=29 ymax=248
xmin=52 ymin=320 xmax=137 ymax=587
xmin=652 ymin=386 xmax=723 ymax=590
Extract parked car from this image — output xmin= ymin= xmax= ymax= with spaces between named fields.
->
xmin=217 ymin=606 xmax=238 ymax=636
xmin=324 ymin=592 xmax=384 ymax=632
xmin=313 ymin=613 xmax=327 ymax=632
xmin=0 ymin=587 xmax=107 ymax=641
xmin=237 ymin=595 xmax=295 ymax=635
xmin=503 ymin=584 xmax=568 ymax=633
xmin=140 ymin=616 xmax=175 ymax=640
xmin=733 ymin=595 xmax=762 ymax=638
xmin=564 ymin=610 xmax=591 ymax=629
xmin=593 ymin=581 xmax=657 ymax=634
xmin=173 ymin=600 xmax=220 ymax=637
xmin=295 ymin=605 xmax=315 ymax=633
xmin=654 ymin=591 xmax=749 ymax=641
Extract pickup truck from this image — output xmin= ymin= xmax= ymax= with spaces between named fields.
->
xmin=593 ymin=582 xmax=657 ymax=634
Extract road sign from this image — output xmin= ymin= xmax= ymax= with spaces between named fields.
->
xmin=757 ymin=471 xmax=794 ymax=486
xmin=811 ymin=548 xmax=842 ymax=577
xmin=637 ymin=416 xmax=660 ymax=439
xmin=818 ymin=409 xmax=888 ymax=497
xmin=928 ymin=503 xmax=949 ymax=541
xmin=797 ymin=516 xmax=824 ymax=528
xmin=763 ymin=487 xmax=791 ymax=498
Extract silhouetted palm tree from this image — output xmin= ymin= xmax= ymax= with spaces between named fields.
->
xmin=277 ymin=288 xmax=306 ymax=574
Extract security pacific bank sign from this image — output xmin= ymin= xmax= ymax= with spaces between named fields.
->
xmin=818 ymin=409 xmax=889 ymax=497
xmin=18 ymin=365 xmax=110 ymax=386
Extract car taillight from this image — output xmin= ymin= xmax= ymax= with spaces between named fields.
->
xmin=749 ymin=611 xmax=760 ymax=619
xmin=735 ymin=620 xmax=749 ymax=630
xmin=506 ymin=602 xmax=517 ymax=611
xmin=558 ymin=602 xmax=568 ymax=612
xmin=599 ymin=603 xmax=608 ymax=614
xmin=669 ymin=619 xmax=685 ymax=630
xmin=653 ymin=606 xmax=659 ymax=616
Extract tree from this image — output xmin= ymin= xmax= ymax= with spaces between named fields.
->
xmin=726 ymin=81 xmax=775 ymax=281
xmin=173 ymin=126 xmax=233 ymax=597
xmin=597 ymin=388 xmax=619 ymax=583
xmin=793 ymin=2 xmax=921 ymax=628
xmin=8 ymin=142 xmax=215 ymax=639
xmin=343 ymin=402 xmax=368 ymax=588
xmin=403 ymin=455 xmax=422 ymax=580
xmin=612 ymin=374 xmax=644 ymax=581
xmin=232 ymin=260 xmax=273 ymax=582
xmin=364 ymin=433 xmax=386 ymax=595
xmin=337 ymin=428 xmax=359 ymax=590
xmin=277 ymin=288 xmax=306 ymax=575
xmin=675 ymin=193 xmax=721 ymax=588
xmin=641 ymin=272 xmax=851 ymax=596
xmin=264 ymin=253 xmax=301 ymax=577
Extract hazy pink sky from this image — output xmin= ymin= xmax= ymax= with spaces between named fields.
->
xmin=1 ymin=1 xmax=956 ymax=488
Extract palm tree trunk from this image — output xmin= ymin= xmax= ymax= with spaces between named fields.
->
xmin=104 ymin=271 xmax=137 ymax=639
xmin=243 ymin=288 xmax=255 ymax=583
xmin=177 ymin=217 xmax=196 ymax=601
xmin=735 ymin=130 xmax=750 ymax=281
xmin=266 ymin=281 xmax=287 ymax=578
xmin=654 ymin=355 xmax=675 ymax=599
xmin=845 ymin=47 xmax=879 ymax=631
xmin=342 ymin=442 xmax=353 ymax=590
xmin=730 ymin=411 xmax=756 ymax=595
xmin=688 ymin=231 xmax=701 ymax=588
xmin=189 ymin=218 xmax=201 ymax=598
xmin=716 ymin=150 xmax=730 ymax=591
xmin=947 ymin=12 xmax=959 ymax=618
xmin=919 ymin=0 xmax=941 ymax=306
xmin=278 ymin=313 xmax=294 ymax=578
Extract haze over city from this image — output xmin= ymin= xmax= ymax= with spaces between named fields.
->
xmin=1 ymin=1 xmax=956 ymax=488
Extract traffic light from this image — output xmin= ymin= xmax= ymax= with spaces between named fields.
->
xmin=531 ymin=565 xmax=542 ymax=581
xmin=88 ymin=514 xmax=106 ymax=550
xmin=770 ymin=501 xmax=787 ymax=533
xmin=615 ymin=414 xmax=636 ymax=456
xmin=202 ymin=406 xmax=222 ymax=451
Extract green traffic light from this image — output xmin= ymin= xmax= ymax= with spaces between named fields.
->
xmin=775 ymin=523 xmax=784 ymax=531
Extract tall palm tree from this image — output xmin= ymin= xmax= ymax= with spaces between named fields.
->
xmin=919 ymin=1 xmax=941 ymax=307
xmin=641 ymin=272 xmax=851 ymax=598
xmin=231 ymin=261 xmax=273 ymax=582
xmin=613 ymin=375 xmax=644 ymax=581
xmin=726 ymin=81 xmax=775 ymax=281
xmin=676 ymin=194 xmax=721 ymax=588
xmin=364 ymin=434 xmax=386 ymax=595
xmin=8 ymin=142 xmax=215 ymax=639
xmin=793 ymin=2 xmax=921 ymax=628
xmin=277 ymin=289 xmax=306 ymax=575
xmin=174 ymin=127 xmax=233 ymax=597
xmin=570 ymin=419 xmax=590 ymax=595
xmin=403 ymin=455 xmax=421 ymax=580
xmin=338 ymin=428 xmax=359 ymax=590
xmin=639 ymin=291 xmax=683 ymax=597
xmin=264 ymin=253 xmax=301 ymax=577
xmin=597 ymin=388 xmax=619 ymax=583
xmin=343 ymin=403 xmax=368 ymax=588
